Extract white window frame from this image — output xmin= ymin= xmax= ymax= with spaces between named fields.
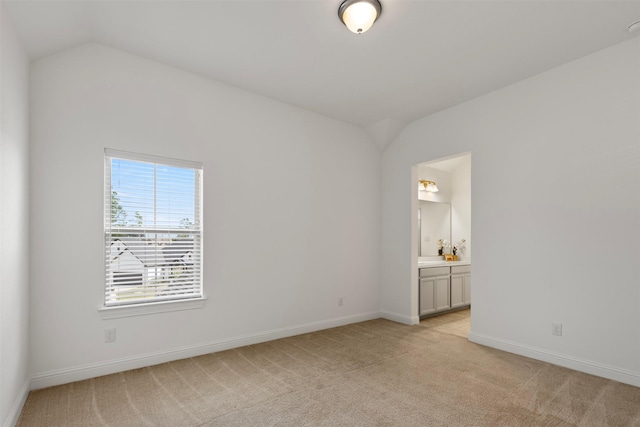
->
xmin=100 ymin=149 xmax=205 ymax=319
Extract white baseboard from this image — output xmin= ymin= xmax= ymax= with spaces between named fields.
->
xmin=31 ymin=311 xmax=381 ymax=390
xmin=3 ymin=380 xmax=30 ymax=427
xmin=468 ymin=331 xmax=640 ymax=388
xmin=380 ymin=310 xmax=419 ymax=325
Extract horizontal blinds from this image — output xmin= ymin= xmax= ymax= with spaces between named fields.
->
xmin=104 ymin=151 xmax=203 ymax=307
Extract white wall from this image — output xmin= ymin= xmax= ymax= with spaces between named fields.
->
xmin=381 ymin=37 xmax=640 ymax=386
xmin=0 ymin=4 xmax=31 ymax=426
xmin=29 ymin=43 xmax=380 ymax=388
xmin=451 ymin=156 xmax=471 ymax=261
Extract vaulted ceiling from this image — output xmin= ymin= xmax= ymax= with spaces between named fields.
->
xmin=5 ymin=0 xmax=640 ymax=149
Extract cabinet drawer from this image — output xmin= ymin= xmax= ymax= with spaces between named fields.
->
xmin=419 ymin=267 xmax=450 ymax=277
xmin=451 ymin=265 xmax=471 ymax=275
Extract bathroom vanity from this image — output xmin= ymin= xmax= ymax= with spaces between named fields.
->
xmin=419 ymin=262 xmax=471 ymax=317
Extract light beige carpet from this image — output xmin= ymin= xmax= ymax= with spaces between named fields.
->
xmin=18 ymin=310 xmax=640 ymax=426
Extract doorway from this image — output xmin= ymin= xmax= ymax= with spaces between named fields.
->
xmin=412 ymin=153 xmax=471 ymax=324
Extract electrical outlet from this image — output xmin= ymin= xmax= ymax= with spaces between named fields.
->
xmin=104 ymin=328 xmax=116 ymax=343
xmin=338 ymin=297 xmax=343 ymax=307
xmin=552 ymin=322 xmax=562 ymax=336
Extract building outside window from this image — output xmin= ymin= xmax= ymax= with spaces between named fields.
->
xmin=104 ymin=149 xmax=203 ymax=307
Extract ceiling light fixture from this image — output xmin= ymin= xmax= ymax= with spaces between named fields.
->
xmin=628 ymin=20 xmax=640 ymax=33
xmin=338 ymin=0 xmax=382 ymax=34
xmin=418 ymin=180 xmax=439 ymax=193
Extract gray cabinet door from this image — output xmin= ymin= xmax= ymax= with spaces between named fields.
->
xmin=419 ymin=277 xmax=436 ymax=316
xmin=450 ymin=274 xmax=465 ymax=309
xmin=463 ymin=273 xmax=471 ymax=305
xmin=435 ymin=276 xmax=450 ymax=312
xmin=419 ymin=266 xmax=471 ymax=318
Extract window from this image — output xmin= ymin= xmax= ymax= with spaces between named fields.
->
xmin=104 ymin=149 xmax=203 ymax=308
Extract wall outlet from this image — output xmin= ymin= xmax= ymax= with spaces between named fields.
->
xmin=552 ymin=322 xmax=562 ymax=336
xmin=338 ymin=297 xmax=343 ymax=307
xmin=104 ymin=328 xmax=116 ymax=343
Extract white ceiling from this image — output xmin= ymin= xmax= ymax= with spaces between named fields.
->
xmin=5 ymin=0 xmax=640 ymax=149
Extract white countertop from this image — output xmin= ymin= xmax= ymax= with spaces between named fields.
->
xmin=418 ymin=260 xmax=471 ymax=268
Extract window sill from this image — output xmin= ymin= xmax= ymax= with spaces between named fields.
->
xmin=98 ymin=297 xmax=207 ymax=320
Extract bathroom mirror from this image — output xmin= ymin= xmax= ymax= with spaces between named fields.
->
xmin=418 ymin=201 xmax=451 ymax=256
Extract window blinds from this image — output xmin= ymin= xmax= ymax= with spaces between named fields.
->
xmin=104 ymin=149 xmax=203 ymax=307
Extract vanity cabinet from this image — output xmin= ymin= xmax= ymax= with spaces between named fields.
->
xmin=450 ymin=265 xmax=471 ymax=309
xmin=420 ymin=265 xmax=471 ymax=318
xmin=419 ymin=267 xmax=450 ymax=316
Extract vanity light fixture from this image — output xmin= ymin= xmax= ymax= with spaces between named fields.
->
xmin=338 ymin=0 xmax=382 ymax=34
xmin=418 ymin=180 xmax=439 ymax=192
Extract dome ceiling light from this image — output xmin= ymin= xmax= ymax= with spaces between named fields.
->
xmin=338 ymin=0 xmax=382 ymax=34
